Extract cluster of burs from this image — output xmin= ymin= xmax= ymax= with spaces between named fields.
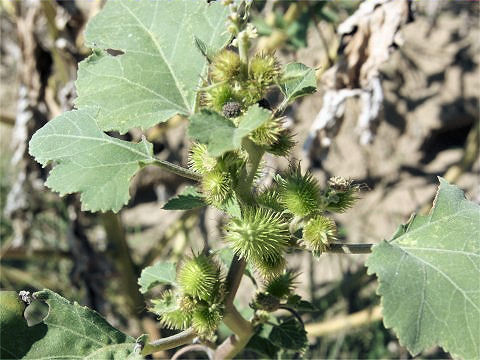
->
xmin=152 ymin=44 xmax=360 ymax=339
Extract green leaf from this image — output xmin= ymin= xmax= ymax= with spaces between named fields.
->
xmin=138 ymin=261 xmax=177 ymax=294
xmin=28 ymin=108 xmax=154 ymax=213
xmin=366 ymin=178 xmax=480 ymax=359
xmin=0 ymin=290 xmax=140 ymax=359
xmin=76 ymin=0 xmax=230 ymax=133
xmin=267 ymin=317 xmax=308 ymax=351
xmin=163 ymin=186 xmax=206 ymax=210
xmin=279 ymin=63 xmax=317 ymax=103
xmin=246 ymin=334 xmax=280 ymax=359
xmin=188 ymin=104 xmax=271 ymax=157
xmin=285 ymin=295 xmax=317 ymax=312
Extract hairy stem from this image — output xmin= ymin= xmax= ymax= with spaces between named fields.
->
xmin=238 ymin=31 xmax=249 ymax=78
xmin=151 ymin=158 xmax=202 ymax=182
xmin=140 ymin=328 xmax=196 ymax=356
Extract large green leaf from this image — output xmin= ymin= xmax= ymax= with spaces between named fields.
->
xmin=29 ymin=108 xmax=154 ymax=213
xmin=0 ymin=290 xmax=140 ymax=359
xmin=366 ymin=178 xmax=480 ymax=359
xmin=76 ymin=0 xmax=230 ymax=133
xmin=279 ymin=63 xmax=317 ymax=103
xmin=188 ymin=104 xmax=271 ymax=157
xmin=138 ymin=261 xmax=177 ymax=294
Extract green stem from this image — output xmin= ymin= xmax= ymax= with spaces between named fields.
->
xmin=151 ymin=158 xmax=202 ymax=182
xmin=238 ymin=31 xmax=249 ymax=79
xmin=235 ymin=139 xmax=264 ymax=205
xmin=214 ymin=256 xmax=254 ymax=359
xmin=140 ymin=328 xmax=196 ymax=356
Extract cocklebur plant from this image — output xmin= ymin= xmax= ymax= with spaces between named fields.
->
xmin=2 ymin=1 xmax=477 ymax=359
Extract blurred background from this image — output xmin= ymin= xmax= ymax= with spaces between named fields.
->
xmin=0 ymin=1 xmax=478 ymax=358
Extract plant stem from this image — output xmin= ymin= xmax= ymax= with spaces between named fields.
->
xmin=235 ymin=138 xmax=264 ymax=205
xmin=172 ymin=344 xmax=215 ymax=360
xmin=214 ymin=255 xmax=254 ymax=360
xmin=151 ymin=158 xmax=202 ymax=182
xmin=238 ymin=31 xmax=249 ymax=79
xmin=326 ymin=243 xmax=373 ymax=254
xmin=140 ymin=328 xmax=197 ymax=356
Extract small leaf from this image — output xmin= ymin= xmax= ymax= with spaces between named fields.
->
xmin=76 ymin=0 xmax=230 ymax=133
xmin=285 ymin=295 xmax=317 ymax=312
xmin=366 ymin=178 xmax=480 ymax=359
xmin=28 ymin=108 xmax=154 ymax=213
xmin=268 ymin=317 xmax=308 ymax=351
xmin=188 ymin=104 xmax=271 ymax=157
xmin=279 ymin=63 xmax=316 ymax=103
xmin=246 ymin=334 xmax=280 ymax=359
xmin=163 ymin=186 xmax=206 ymax=210
xmin=219 ymin=196 xmax=242 ymax=218
xmin=138 ymin=261 xmax=177 ymax=294
xmin=0 ymin=290 xmax=139 ymax=359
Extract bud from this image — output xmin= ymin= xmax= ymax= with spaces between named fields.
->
xmin=278 ymin=164 xmax=321 ymax=217
xmin=265 ymin=129 xmax=296 ymax=156
xmin=189 ymin=143 xmax=217 ymax=174
xmin=225 ymin=207 xmax=289 ymax=264
xmin=249 ymin=52 xmax=281 ymax=87
xmin=178 ymin=254 xmax=222 ymax=301
xmin=253 ymin=252 xmax=286 ymax=278
xmin=192 ymin=304 xmax=223 ymax=336
xmin=323 ymin=177 xmax=360 ymax=213
xmin=211 ymin=50 xmax=241 ymax=82
xmin=202 ymin=168 xmax=232 ymax=206
xmin=222 ymin=101 xmax=242 ymax=118
xmin=159 ymin=308 xmax=192 ymax=330
xmin=302 ymin=215 xmax=337 ymax=253
xmin=152 ymin=290 xmax=192 ymax=330
xmin=256 ymin=187 xmax=285 ymax=213
xmin=264 ymin=270 xmax=299 ymax=299
xmin=254 ymin=292 xmax=280 ymax=312
xmin=250 ymin=117 xmax=283 ymax=146
xmin=204 ymin=83 xmax=238 ymax=112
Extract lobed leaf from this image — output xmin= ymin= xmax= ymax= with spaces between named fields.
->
xmin=76 ymin=0 xmax=230 ymax=133
xmin=188 ymin=104 xmax=271 ymax=157
xmin=138 ymin=261 xmax=177 ymax=294
xmin=279 ymin=62 xmax=317 ymax=103
xmin=366 ymin=178 xmax=480 ymax=359
xmin=0 ymin=290 xmax=139 ymax=359
xmin=28 ymin=108 xmax=154 ymax=213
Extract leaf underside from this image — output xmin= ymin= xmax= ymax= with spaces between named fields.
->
xmin=366 ymin=178 xmax=480 ymax=359
xmin=0 ymin=290 xmax=139 ymax=359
